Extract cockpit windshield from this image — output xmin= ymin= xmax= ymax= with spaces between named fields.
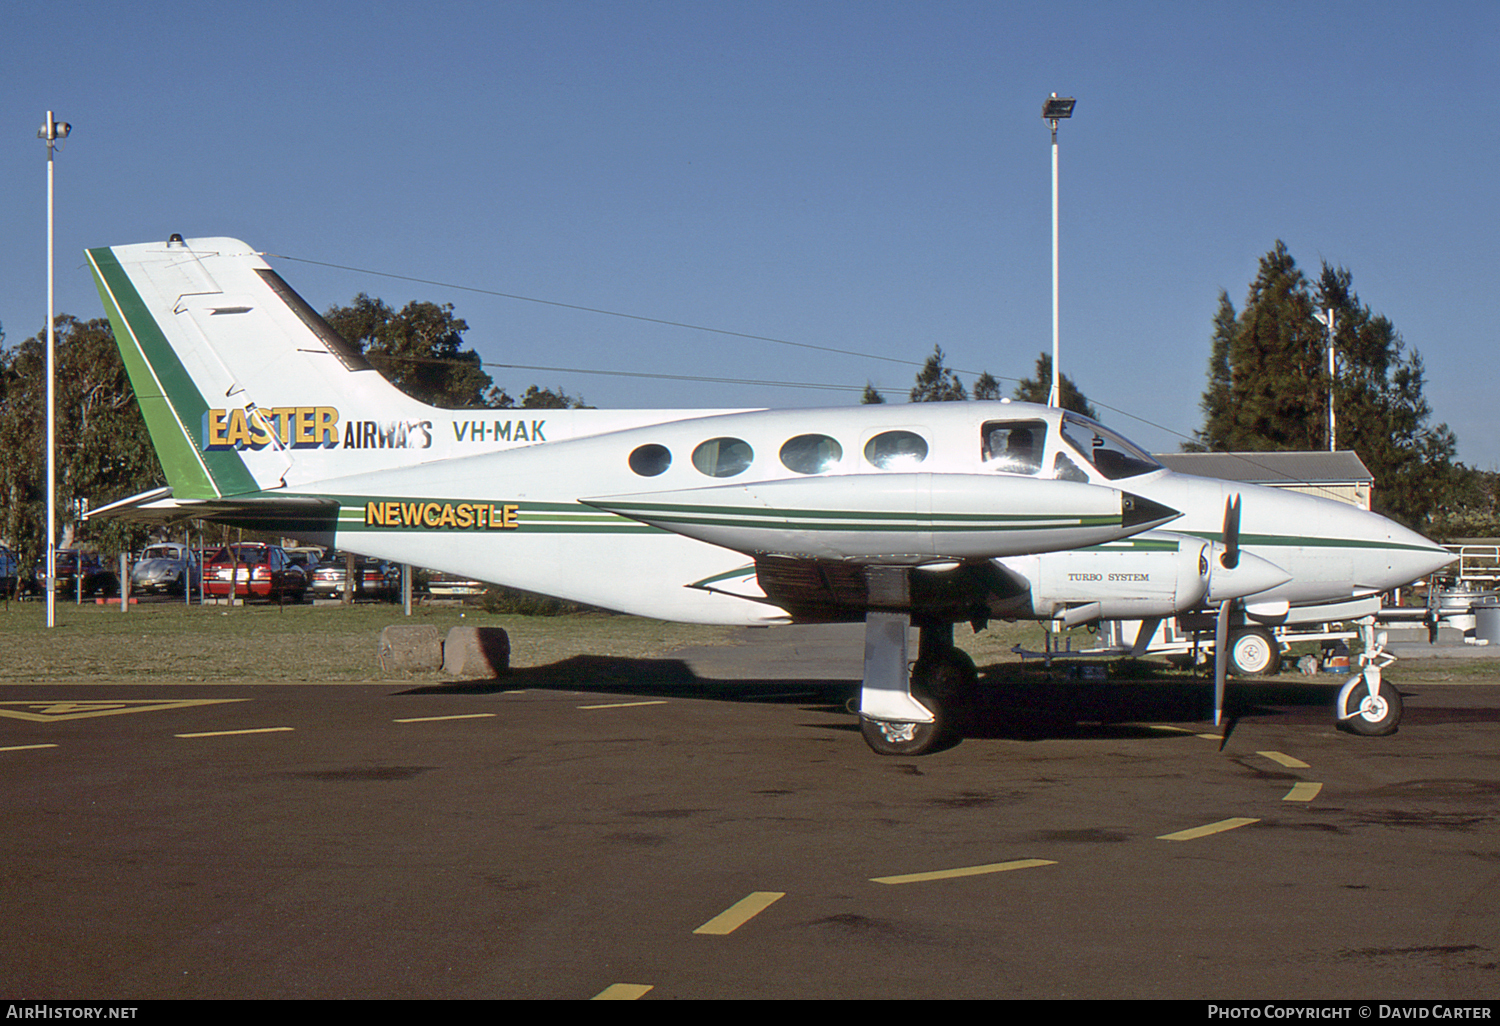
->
xmin=1059 ymin=414 xmax=1162 ymax=481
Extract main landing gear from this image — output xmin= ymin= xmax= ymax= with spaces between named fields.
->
xmin=858 ymin=612 xmax=977 ymax=756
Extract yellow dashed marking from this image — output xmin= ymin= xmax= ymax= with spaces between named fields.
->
xmin=693 ymin=891 xmax=785 ymax=935
xmin=592 ymin=983 xmax=653 ymax=1000
xmin=394 ymin=713 xmax=497 ymax=723
xmin=1284 ymin=782 xmax=1323 ymax=802
xmin=871 ymin=858 xmax=1056 ymax=885
xmin=0 ymin=699 xmax=245 ymax=723
xmin=1158 ymin=817 xmax=1259 ymax=841
xmin=0 ymin=743 xmax=58 ymax=752
xmin=175 ymin=727 xmax=295 ymax=738
xmin=1258 ymin=750 xmax=1310 ymax=768
xmin=578 ymin=700 xmax=669 ymax=710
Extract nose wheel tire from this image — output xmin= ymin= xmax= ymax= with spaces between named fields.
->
xmin=1337 ymin=676 xmax=1402 ymax=736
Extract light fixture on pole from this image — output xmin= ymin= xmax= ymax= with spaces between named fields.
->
xmin=38 ymin=111 xmax=70 ymax=629
xmin=1042 ymin=94 xmax=1075 ymax=408
xmin=1313 ymin=308 xmax=1337 ymax=451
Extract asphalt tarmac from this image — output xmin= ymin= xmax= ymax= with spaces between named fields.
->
xmin=4 ymin=624 xmax=1500 ymax=1001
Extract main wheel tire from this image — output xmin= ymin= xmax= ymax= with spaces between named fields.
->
xmin=1337 ymin=676 xmax=1402 ymax=736
xmin=1228 ymin=628 xmax=1280 ymax=676
xmin=914 ymin=648 xmax=978 ymax=706
xmin=860 ymin=710 xmax=944 ymax=756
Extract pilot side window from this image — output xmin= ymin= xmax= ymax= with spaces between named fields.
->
xmin=981 ymin=420 xmax=1046 ymax=475
xmin=692 ymin=437 xmax=754 ymax=478
xmin=1052 ymin=451 xmax=1090 ymax=483
xmin=1059 ymin=415 xmax=1162 ymax=481
xmin=864 ymin=430 xmax=928 ymax=470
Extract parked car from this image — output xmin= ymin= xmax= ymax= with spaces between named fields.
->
xmin=130 ymin=543 xmax=200 ymax=596
xmin=310 ymin=553 xmax=400 ymax=601
xmin=423 ymin=569 xmax=486 ymax=599
xmin=32 ymin=549 xmax=118 ymax=597
xmin=203 ymin=543 xmax=307 ymax=602
xmin=283 ymin=546 xmax=326 ymax=579
xmin=0 ymin=544 xmax=17 ymax=597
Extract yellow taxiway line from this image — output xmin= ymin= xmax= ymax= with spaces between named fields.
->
xmin=693 ymin=891 xmax=785 ymax=935
xmin=1158 ymin=817 xmax=1259 ymax=841
xmin=871 ymin=858 xmax=1056 ymax=885
xmin=592 ymin=984 xmax=653 ymax=1000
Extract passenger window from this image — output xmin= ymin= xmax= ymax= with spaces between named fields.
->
xmin=629 ymin=443 xmax=672 ymax=477
xmin=981 ymin=420 xmax=1046 ymax=475
xmin=692 ymin=437 xmax=754 ymax=478
xmin=864 ymin=431 xmax=928 ymax=470
xmin=779 ymin=434 xmax=843 ymax=475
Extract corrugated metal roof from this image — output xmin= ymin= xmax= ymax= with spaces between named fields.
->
xmin=1154 ymin=450 xmax=1373 ymax=485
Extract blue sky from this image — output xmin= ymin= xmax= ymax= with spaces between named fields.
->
xmin=4 ymin=1 xmax=1497 ymax=467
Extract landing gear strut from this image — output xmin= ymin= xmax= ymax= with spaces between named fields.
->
xmin=858 ymin=613 xmax=977 ymax=756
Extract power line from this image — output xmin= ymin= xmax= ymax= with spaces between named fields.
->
xmin=277 ymin=250 xmax=1201 ymax=442
xmin=270 ymin=252 xmax=937 ymax=373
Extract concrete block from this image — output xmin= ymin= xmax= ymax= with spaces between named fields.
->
xmin=442 ymin=626 xmax=511 ymax=678
xmin=378 ymin=624 xmax=443 ymax=674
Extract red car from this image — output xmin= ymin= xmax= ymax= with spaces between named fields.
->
xmin=203 ymin=543 xmax=307 ymax=602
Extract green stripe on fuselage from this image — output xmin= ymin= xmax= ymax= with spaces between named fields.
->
xmin=1181 ymin=531 xmax=1443 ymax=554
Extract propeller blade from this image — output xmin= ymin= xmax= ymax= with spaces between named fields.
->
xmin=1221 ymin=495 xmax=1241 ymax=570
xmin=1214 ymin=599 xmax=1231 ymax=727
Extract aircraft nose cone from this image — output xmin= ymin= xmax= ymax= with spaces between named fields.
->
xmin=1380 ymin=522 xmax=1456 ymax=588
xmin=1122 ymin=492 xmax=1180 ymax=529
xmin=1207 ymin=548 xmax=1293 ymax=602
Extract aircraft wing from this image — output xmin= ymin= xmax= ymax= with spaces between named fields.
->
xmin=746 ymin=553 xmax=1034 ymax=624
xmin=592 ymin=473 xmax=1177 ymax=625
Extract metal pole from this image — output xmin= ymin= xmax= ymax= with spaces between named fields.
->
xmin=1049 ymin=117 xmax=1061 ymax=408
xmin=43 ymin=111 xmax=59 ymax=629
xmin=1315 ymin=308 xmax=1337 ymax=451
xmin=1327 ymin=310 xmax=1337 ymax=452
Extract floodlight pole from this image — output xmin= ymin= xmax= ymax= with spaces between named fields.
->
xmin=39 ymin=111 xmax=70 ymax=629
xmin=1314 ymin=308 xmax=1337 ymax=451
xmin=1042 ymin=95 xmax=1075 ymax=408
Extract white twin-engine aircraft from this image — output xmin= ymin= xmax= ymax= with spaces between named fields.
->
xmin=85 ymin=237 xmax=1453 ymax=754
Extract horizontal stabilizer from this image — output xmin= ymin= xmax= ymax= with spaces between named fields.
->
xmin=84 ymin=485 xmax=340 ymax=536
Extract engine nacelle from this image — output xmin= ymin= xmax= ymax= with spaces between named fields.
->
xmin=1008 ymin=537 xmax=1210 ymax=621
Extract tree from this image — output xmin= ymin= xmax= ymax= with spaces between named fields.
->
xmin=1192 ymin=242 xmax=1457 ymax=530
xmin=324 ymin=294 xmax=494 ymax=408
xmin=1013 ymin=352 xmax=1098 ymax=418
xmin=908 ymin=346 xmax=968 ymax=402
xmin=491 ymin=384 xmax=590 ymax=410
xmin=972 ymin=371 xmax=1003 ymax=401
xmin=324 ymin=294 xmax=588 ymax=410
xmin=0 ymin=316 xmax=163 ymax=579
xmin=859 ymin=382 xmax=887 ymax=405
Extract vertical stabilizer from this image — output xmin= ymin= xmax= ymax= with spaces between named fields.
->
xmin=86 ymin=236 xmax=435 ymax=497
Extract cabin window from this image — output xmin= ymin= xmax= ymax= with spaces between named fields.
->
xmin=780 ymin=434 xmax=843 ymax=475
xmin=863 ymin=430 xmax=928 ymax=470
xmin=1059 ymin=414 xmax=1161 ymax=480
xmin=628 ymin=443 xmax=672 ymax=477
xmin=692 ymin=437 xmax=754 ymax=478
xmin=981 ymin=420 xmax=1046 ymax=475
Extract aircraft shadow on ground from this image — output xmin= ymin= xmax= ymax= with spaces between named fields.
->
xmin=398 ymin=656 xmax=1354 ymax=743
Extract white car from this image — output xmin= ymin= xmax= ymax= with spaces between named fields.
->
xmin=131 ymin=543 xmax=199 ymax=596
